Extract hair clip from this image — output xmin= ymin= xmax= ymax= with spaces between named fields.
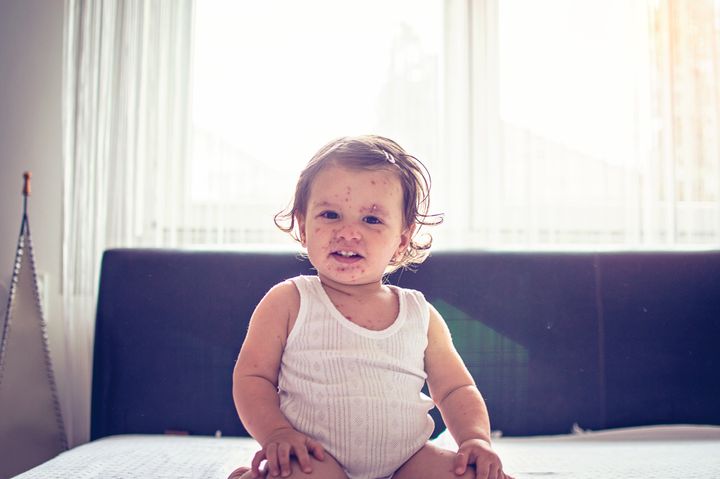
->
xmin=383 ymin=150 xmax=396 ymax=164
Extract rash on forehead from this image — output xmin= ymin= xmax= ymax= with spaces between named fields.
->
xmin=361 ymin=203 xmax=387 ymax=215
xmin=309 ymin=165 xmax=403 ymax=213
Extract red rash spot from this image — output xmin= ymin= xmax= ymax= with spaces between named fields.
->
xmin=371 ymin=180 xmax=376 ymax=185
xmin=315 ymin=228 xmax=320 ymax=233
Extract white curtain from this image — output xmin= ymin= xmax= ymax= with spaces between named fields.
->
xmin=440 ymin=0 xmax=720 ymax=249
xmin=184 ymin=0 xmax=720 ymax=250
xmin=62 ymin=0 xmax=193 ymax=446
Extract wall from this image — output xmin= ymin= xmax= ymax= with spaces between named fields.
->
xmin=0 ymin=0 xmax=67 ymax=430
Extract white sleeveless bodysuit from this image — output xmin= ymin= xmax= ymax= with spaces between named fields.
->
xmin=279 ymin=275 xmax=435 ymax=479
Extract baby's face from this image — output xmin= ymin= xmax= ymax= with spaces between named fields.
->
xmin=300 ymin=165 xmax=410 ymax=287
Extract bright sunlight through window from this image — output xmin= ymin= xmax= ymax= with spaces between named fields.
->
xmin=188 ymin=0 xmax=720 ymax=250
xmin=189 ymin=0 xmax=442 ymax=247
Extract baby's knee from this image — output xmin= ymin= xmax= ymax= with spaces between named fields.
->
xmin=287 ymin=455 xmax=347 ymax=479
xmin=257 ymin=456 xmax=347 ymax=479
xmin=226 ymin=466 xmax=252 ymax=479
xmin=394 ymin=443 xmax=477 ymax=479
xmin=453 ymin=465 xmax=477 ymax=479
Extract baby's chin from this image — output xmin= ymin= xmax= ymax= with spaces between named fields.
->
xmin=316 ymin=266 xmax=384 ymax=287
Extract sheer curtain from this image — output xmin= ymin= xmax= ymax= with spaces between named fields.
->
xmin=185 ymin=0 xmax=443 ymax=248
xmin=185 ymin=0 xmax=720 ymax=250
xmin=439 ymin=0 xmax=720 ymax=249
xmin=62 ymin=0 xmax=193 ymax=446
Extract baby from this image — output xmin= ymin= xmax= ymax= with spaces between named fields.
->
xmin=230 ymin=135 xmax=512 ymax=479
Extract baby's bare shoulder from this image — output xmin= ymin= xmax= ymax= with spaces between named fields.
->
xmin=260 ymin=279 xmax=300 ymax=307
xmin=251 ymin=280 xmax=301 ymax=329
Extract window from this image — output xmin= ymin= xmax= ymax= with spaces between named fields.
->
xmin=187 ymin=0 xmax=443 ymax=247
xmin=185 ymin=0 xmax=720 ymax=250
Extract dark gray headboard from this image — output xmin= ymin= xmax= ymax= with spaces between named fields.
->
xmin=91 ymin=249 xmax=315 ymax=440
xmin=91 ymin=248 xmax=720 ymax=440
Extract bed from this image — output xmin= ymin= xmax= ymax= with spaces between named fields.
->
xmin=15 ymin=425 xmax=720 ymax=478
xmin=14 ymin=249 xmax=720 ymax=478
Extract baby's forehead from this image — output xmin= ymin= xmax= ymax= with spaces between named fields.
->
xmin=307 ymin=164 xmax=403 ymax=204
xmin=314 ymin=164 xmax=402 ymax=188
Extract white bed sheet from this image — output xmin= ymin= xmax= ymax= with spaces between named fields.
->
xmin=15 ymin=425 xmax=720 ymax=479
xmin=14 ymin=434 xmax=256 ymax=479
xmin=436 ymin=425 xmax=720 ymax=478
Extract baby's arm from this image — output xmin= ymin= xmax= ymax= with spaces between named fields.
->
xmin=233 ymin=281 xmax=325 ymax=477
xmin=425 ymin=304 xmax=509 ymax=479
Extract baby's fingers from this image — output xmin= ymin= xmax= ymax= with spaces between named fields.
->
xmin=307 ymin=438 xmax=326 ymax=461
xmin=473 ymin=461 xmax=490 ymax=479
xmin=251 ymin=450 xmax=266 ymax=478
xmin=276 ymin=443 xmax=293 ymax=477
xmin=294 ymin=438 xmax=324 ymax=475
xmin=293 ymin=445 xmax=314 ymax=474
xmin=481 ymin=462 xmax=500 ymax=479
xmin=264 ymin=443 xmax=281 ymax=477
xmin=453 ymin=451 xmax=470 ymax=475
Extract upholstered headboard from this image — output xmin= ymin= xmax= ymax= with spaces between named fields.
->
xmin=90 ymin=249 xmax=720 ymax=440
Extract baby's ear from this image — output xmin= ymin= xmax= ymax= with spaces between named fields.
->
xmin=398 ymin=223 xmax=416 ymax=252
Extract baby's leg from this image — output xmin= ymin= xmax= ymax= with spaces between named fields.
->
xmin=393 ymin=442 xmax=476 ymax=479
xmin=227 ymin=453 xmax=349 ymax=479
xmin=227 ymin=466 xmax=250 ymax=479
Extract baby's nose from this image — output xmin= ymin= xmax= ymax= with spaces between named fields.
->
xmin=335 ymin=223 xmax=361 ymax=240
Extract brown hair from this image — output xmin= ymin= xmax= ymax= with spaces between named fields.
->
xmin=275 ymin=135 xmax=443 ymax=271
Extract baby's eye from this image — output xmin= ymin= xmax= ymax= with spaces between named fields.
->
xmin=363 ymin=215 xmax=383 ymax=225
xmin=319 ymin=211 xmax=339 ymax=220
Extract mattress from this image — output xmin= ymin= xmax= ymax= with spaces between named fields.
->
xmin=14 ymin=435 xmax=256 ymax=479
xmin=436 ymin=425 xmax=720 ymax=478
xmin=15 ymin=425 xmax=720 ymax=478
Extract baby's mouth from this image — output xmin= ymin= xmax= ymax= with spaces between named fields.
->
xmin=330 ymin=250 xmax=364 ymax=263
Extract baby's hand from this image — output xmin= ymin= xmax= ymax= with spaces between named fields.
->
xmin=453 ymin=438 xmax=513 ymax=479
xmin=251 ymin=427 xmax=325 ymax=478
